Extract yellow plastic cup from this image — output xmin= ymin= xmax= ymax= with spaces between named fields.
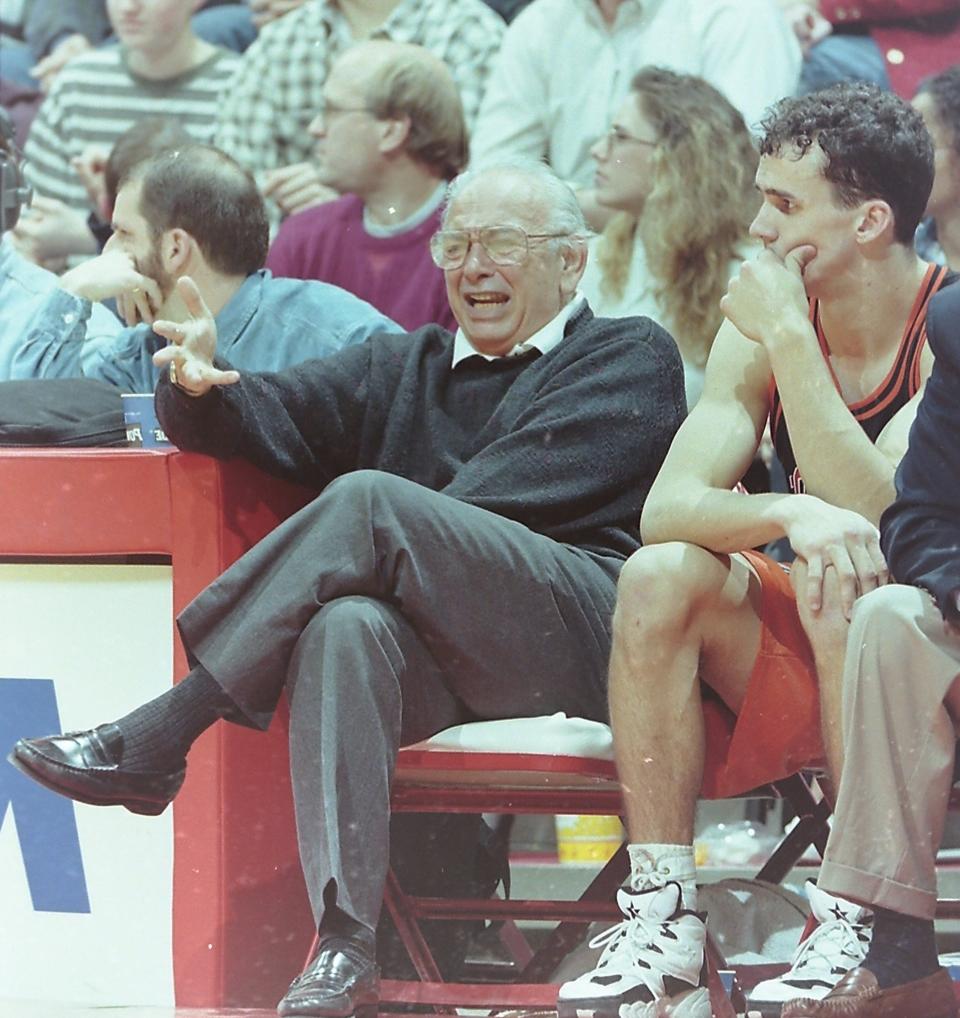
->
xmin=555 ymin=814 xmax=624 ymax=862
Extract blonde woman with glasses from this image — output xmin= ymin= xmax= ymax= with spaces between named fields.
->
xmin=581 ymin=67 xmax=759 ymax=408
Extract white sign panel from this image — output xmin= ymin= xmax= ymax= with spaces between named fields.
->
xmin=0 ymin=563 xmax=176 ymax=1007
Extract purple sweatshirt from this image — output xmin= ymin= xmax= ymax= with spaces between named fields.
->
xmin=265 ymin=193 xmax=456 ymax=333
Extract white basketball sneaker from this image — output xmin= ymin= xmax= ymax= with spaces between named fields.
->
xmin=747 ymin=880 xmax=872 ymax=1016
xmin=557 ymin=881 xmax=709 ymax=1018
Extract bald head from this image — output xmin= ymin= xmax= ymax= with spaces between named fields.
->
xmin=443 ymin=162 xmax=589 ymax=239
xmin=439 ymin=163 xmax=589 ymax=356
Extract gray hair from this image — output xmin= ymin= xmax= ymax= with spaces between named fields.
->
xmin=441 ymin=159 xmax=591 ymax=245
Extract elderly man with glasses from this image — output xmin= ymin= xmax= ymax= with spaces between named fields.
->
xmin=10 ymin=161 xmax=686 ymax=1018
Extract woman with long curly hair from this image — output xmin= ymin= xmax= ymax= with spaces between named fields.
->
xmin=581 ymin=67 xmax=759 ymax=407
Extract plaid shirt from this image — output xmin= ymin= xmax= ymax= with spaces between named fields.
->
xmin=214 ymin=0 xmax=505 ymax=181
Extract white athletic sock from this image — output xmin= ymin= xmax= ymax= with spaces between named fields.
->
xmin=627 ymin=843 xmax=698 ymax=911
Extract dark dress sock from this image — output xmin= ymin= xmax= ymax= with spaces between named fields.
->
xmin=862 ymin=906 xmax=938 ymax=989
xmin=112 ymin=666 xmax=232 ymax=771
xmin=319 ymin=903 xmax=375 ymax=949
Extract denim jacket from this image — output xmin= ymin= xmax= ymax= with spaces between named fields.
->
xmin=10 ymin=268 xmax=402 ymax=391
xmin=0 ymin=236 xmax=123 ymax=379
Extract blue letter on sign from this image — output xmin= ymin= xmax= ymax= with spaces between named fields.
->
xmin=0 ymin=678 xmax=90 ymax=913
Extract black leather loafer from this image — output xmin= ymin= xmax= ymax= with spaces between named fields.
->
xmin=278 ymin=934 xmax=379 ymax=1018
xmin=8 ymin=723 xmax=185 ymax=816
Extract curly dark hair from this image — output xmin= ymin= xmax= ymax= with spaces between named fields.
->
xmin=759 ymin=82 xmax=933 ymax=244
xmin=916 ymin=64 xmax=960 ymax=159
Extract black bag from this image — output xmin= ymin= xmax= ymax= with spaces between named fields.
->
xmin=0 ymin=378 xmax=126 ymax=447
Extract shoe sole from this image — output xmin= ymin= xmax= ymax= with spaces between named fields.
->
xmin=558 ymin=987 xmax=710 ymax=1018
xmin=747 ymin=1000 xmax=791 ymax=1018
xmin=7 ymin=748 xmax=172 ymax=816
xmin=277 ymin=998 xmax=378 ymax=1018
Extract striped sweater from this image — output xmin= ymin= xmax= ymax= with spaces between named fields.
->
xmin=23 ymin=44 xmax=238 ymax=214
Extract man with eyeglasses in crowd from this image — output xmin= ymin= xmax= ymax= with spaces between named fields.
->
xmin=265 ymin=40 xmax=464 ymax=332
xmin=213 ymin=0 xmax=505 ymax=227
xmin=10 ymin=161 xmax=686 ymax=1018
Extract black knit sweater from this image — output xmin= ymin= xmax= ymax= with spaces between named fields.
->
xmin=156 ymin=305 xmax=687 ymax=561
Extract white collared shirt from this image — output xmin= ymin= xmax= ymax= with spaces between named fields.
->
xmin=451 ymin=294 xmax=587 ymax=367
xmin=470 ymin=0 xmax=800 ymax=188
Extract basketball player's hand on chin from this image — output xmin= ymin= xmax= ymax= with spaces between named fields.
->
xmin=782 ymin=495 xmax=888 ymax=620
xmin=720 ymin=246 xmax=816 ymax=347
xmin=152 ymin=277 xmax=240 ymax=398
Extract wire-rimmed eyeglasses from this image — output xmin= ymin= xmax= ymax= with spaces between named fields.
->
xmin=314 ymin=97 xmax=375 ymax=120
xmin=430 ymin=226 xmax=572 ymax=270
xmin=598 ymin=125 xmax=659 ymax=151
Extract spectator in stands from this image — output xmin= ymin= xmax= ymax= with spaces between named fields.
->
xmin=13 ymin=0 xmax=239 ymax=270
xmin=0 ymin=0 xmax=111 ymax=91
xmin=0 ymin=76 xmax=40 ymax=151
xmin=555 ymin=82 xmax=953 ymax=1018
xmin=212 ymin=0 xmax=530 ymax=34
xmin=914 ymin=65 xmax=960 ymax=267
xmin=782 ymin=0 xmax=960 ymax=99
xmin=580 ymin=67 xmax=758 ymax=408
xmin=213 ymin=0 xmax=504 ymax=226
xmin=1 ymin=1 xmax=256 ymax=93
xmin=11 ymin=161 xmax=686 ymax=1018
xmin=11 ymin=145 xmax=401 ymax=390
xmin=72 ymin=116 xmax=193 ymax=252
xmin=190 ymin=1 xmax=258 ymax=53
xmin=266 ymin=41 xmax=463 ymax=332
xmin=0 ymin=106 xmax=121 ymax=377
xmin=470 ymin=0 xmax=799 ymax=227
xmin=779 ymin=281 xmax=960 ymax=1018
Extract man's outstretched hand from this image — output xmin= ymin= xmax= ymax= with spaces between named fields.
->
xmin=152 ymin=277 xmax=240 ymax=397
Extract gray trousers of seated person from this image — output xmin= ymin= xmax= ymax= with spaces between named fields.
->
xmin=177 ymin=469 xmax=619 ymax=930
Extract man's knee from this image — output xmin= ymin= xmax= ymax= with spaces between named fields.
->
xmin=791 ymin=561 xmax=849 ymax=662
xmin=325 ymin=468 xmax=412 ymax=508
xmin=291 ymin=596 xmax=402 ymax=689
xmin=318 ymin=593 xmax=394 ymax=624
xmin=614 ymin=542 xmax=726 ymax=636
xmin=843 ymin=586 xmax=942 ymax=718
xmin=324 ymin=469 xmax=436 ymax=530
xmin=311 ymin=595 xmax=405 ymax=650
xmin=845 ymin=586 xmax=932 ymax=686
xmin=850 ymin=583 xmax=919 ymax=636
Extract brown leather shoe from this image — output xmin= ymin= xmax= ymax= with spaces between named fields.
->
xmin=781 ymin=966 xmax=958 ymax=1017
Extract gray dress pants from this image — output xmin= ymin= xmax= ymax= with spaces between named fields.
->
xmin=819 ymin=584 xmax=960 ymax=919
xmin=177 ymin=470 xmax=619 ymax=928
